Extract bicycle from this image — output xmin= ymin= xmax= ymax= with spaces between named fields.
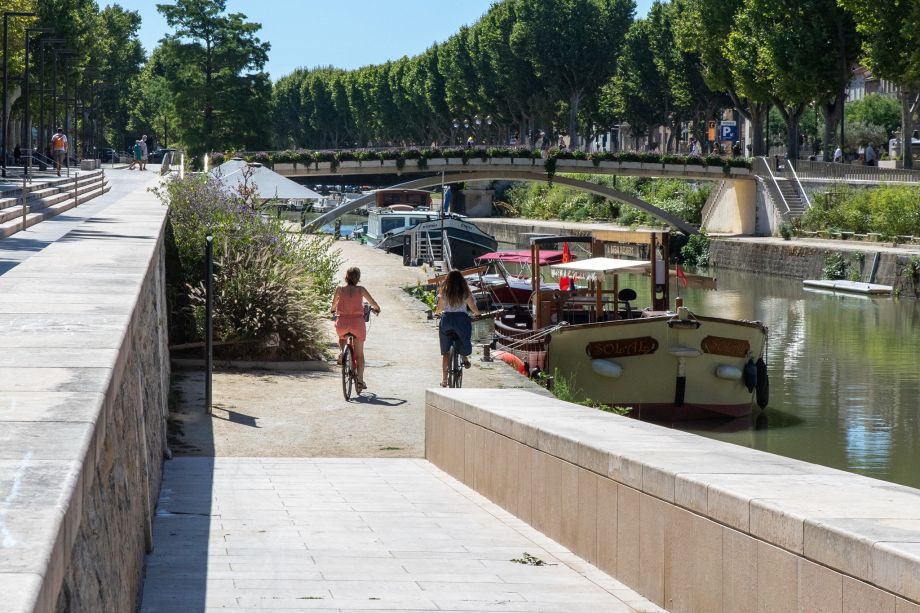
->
xmin=440 ymin=309 xmax=503 ymax=389
xmin=444 ymin=330 xmax=464 ymax=388
xmin=338 ymin=304 xmax=376 ymax=401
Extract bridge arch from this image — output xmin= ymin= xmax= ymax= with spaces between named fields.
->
xmin=307 ymin=170 xmax=698 ymax=235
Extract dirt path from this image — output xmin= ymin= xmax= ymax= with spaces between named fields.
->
xmin=168 ymin=239 xmax=548 ymax=458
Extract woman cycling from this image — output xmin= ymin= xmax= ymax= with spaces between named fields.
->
xmin=331 ymin=267 xmax=380 ymax=392
xmin=436 ymin=270 xmax=481 ymax=387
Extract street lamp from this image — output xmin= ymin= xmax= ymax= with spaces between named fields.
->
xmin=38 ymin=38 xmax=64 ymax=154
xmin=451 ymin=118 xmax=459 ymax=146
xmin=2 ymin=11 xmax=36 ymax=177
xmin=23 ymin=27 xmax=53 ymax=176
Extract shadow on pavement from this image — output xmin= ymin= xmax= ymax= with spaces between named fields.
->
xmin=352 ymin=392 xmax=407 ymax=407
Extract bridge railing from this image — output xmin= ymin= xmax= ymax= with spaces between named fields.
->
xmin=788 ymin=159 xmax=920 ymax=183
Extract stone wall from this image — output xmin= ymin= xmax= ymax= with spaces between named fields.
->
xmin=0 ymin=185 xmax=169 ymax=613
xmin=426 ymin=388 xmax=920 ymax=612
xmin=711 ymin=238 xmax=920 ymax=295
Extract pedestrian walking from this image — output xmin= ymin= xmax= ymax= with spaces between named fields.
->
xmin=13 ymin=144 xmax=21 ymax=166
xmin=833 ymin=145 xmax=843 ymax=163
xmin=864 ymin=142 xmax=876 ymax=167
xmin=128 ymin=139 xmax=141 ymax=170
xmin=51 ymin=128 xmax=68 ymax=176
xmin=139 ymin=135 xmax=149 ymax=170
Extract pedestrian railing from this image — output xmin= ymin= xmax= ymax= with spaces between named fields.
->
xmin=787 ymin=159 xmax=811 ymax=208
xmin=788 ymin=159 xmax=920 ymax=183
xmin=754 ymin=157 xmax=791 ymax=218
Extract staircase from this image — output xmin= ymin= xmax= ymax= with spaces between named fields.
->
xmin=411 ymin=230 xmax=451 ymax=273
xmin=0 ymin=171 xmax=110 ymax=238
xmin=775 ymin=177 xmax=805 ymax=217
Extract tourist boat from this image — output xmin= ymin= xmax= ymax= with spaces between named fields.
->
xmin=365 ymin=189 xmax=497 ymax=269
xmin=474 ymin=250 xmax=567 ymax=306
xmin=490 ymin=231 xmax=769 ymax=421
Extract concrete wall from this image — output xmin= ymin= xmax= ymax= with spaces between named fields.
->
xmin=711 ymin=238 xmax=919 ymax=295
xmin=0 ymin=192 xmax=169 ymax=612
xmin=703 ymin=180 xmax=757 ymax=235
xmin=426 ymin=389 xmax=920 ymax=613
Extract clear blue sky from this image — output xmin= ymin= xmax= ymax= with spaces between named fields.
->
xmin=111 ymin=0 xmax=655 ymax=81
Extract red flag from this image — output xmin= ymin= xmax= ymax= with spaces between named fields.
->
xmin=560 ymin=243 xmax=572 ymax=291
xmin=676 ymin=264 xmax=689 ymax=288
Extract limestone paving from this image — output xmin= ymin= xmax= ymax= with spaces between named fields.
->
xmin=140 ymin=457 xmax=664 ymax=612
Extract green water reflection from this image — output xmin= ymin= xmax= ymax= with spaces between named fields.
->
xmin=654 ymin=268 xmax=920 ymax=489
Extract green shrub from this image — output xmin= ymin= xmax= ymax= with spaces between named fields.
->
xmin=822 ymin=252 xmax=848 ymax=280
xmin=155 ymin=174 xmax=341 ymax=359
xmin=681 ymin=232 xmax=710 ymax=267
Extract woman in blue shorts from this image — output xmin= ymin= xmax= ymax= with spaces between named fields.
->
xmin=436 ymin=270 xmax=480 ymax=387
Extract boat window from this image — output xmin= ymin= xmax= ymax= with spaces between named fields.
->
xmin=381 ymin=218 xmax=405 ymax=234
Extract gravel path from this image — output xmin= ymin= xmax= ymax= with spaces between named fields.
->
xmin=168 ymin=239 xmax=548 ymax=458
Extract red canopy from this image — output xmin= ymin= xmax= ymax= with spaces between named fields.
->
xmin=477 ymin=250 xmax=566 ymax=265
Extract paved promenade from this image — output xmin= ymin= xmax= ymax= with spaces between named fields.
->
xmin=141 ymin=458 xmax=662 ymax=612
xmin=0 ymin=168 xmax=159 ymax=275
xmin=143 ymin=233 xmax=662 ymax=609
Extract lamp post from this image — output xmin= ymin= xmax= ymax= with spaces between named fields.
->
xmin=23 ymin=28 xmax=53 ymax=176
xmin=50 ymin=48 xmax=74 ymax=171
xmin=2 ymin=11 xmax=36 ymax=177
xmin=37 ymin=38 xmax=63 ymax=155
xmin=451 ymin=118 xmax=458 ymax=146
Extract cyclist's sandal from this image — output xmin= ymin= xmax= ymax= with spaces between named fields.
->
xmin=356 ymin=381 xmax=367 ymax=392
xmin=462 ymin=358 xmax=471 ymax=369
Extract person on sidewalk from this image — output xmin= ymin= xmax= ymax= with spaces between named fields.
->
xmin=833 ymin=145 xmax=843 ymax=163
xmin=435 ymin=270 xmax=481 ymax=387
xmin=51 ymin=128 xmax=68 ymax=176
xmin=864 ymin=142 xmax=876 ymax=166
xmin=127 ymin=139 xmax=141 ymax=170
xmin=139 ymin=135 xmax=149 ymax=170
xmin=331 ymin=267 xmax=381 ymax=393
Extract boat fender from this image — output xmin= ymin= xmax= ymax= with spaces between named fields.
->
xmin=743 ymin=358 xmax=757 ymax=393
xmin=591 ymin=359 xmax=623 ymax=378
xmin=755 ymin=358 xmax=769 ymax=408
xmin=493 ymin=350 xmax=527 ymax=375
xmin=715 ymin=365 xmax=743 ymax=380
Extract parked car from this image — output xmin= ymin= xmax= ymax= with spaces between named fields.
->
xmin=100 ymin=148 xmax=117 ymax=163
xmin=147 ymin=148 xmax=176 ymax=164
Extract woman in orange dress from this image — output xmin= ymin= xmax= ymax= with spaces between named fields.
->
xmin=331 ymin=267 xmax=380 ymax=392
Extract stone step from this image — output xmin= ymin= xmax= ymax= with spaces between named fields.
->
xmin=0 ymin=172 xmax=105 ymax=210
xmin=0 ymin=181 xmax=111 ymax=238
xmin=0 ymin=177 xmax=108 ymax=225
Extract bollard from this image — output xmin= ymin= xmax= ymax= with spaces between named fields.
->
xmin=74 ymin=172 xmax=79 ymax=206
xmin=204 ymin=234 xmax=214 ymax=415
xmin=21 ymin=175 xmax=28 ymax=231
xmin=481 ymin=343 xmax=493 ymax=362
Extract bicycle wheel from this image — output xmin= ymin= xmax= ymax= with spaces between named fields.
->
xmin=341 ymin=344 xmax=354 ymax=400
xmin=448 ymin=344 xmax=463 ymax=388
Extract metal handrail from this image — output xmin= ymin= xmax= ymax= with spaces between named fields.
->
xmin=787 ymin=160 xmax=811 ymax=208
xmin=790 ymin=159 xmax=920 ymax=183
xmin=755 ymin=157 xmax=791 ymax=216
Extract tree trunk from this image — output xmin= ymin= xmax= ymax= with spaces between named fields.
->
xmin=822 ymin=94 xmax=843 ymax=162
xmin=901 ymin=89 xmax=914 ymax=170
xmin=568 ymin=91 xmax=580 ymax=150
xmin=775 ymin=100 xmax=805 ymax=161
xmin=749 ymin=103 xmax=767 ymax=157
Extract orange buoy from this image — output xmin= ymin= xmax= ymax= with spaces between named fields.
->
xmin=493 ymin=350 xmax=527 ymax=375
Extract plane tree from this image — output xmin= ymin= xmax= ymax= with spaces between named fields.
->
xmin=840 ymin=0 xmax=920 ymax=167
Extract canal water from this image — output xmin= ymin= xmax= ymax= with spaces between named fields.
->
xmin=643 ymin=268 xmax=920 ymax=490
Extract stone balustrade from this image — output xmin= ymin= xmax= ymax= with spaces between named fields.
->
xmin=426 ymin=388 xmax=920 ymax=612
xmin=0 ymin=182 xmax=169 ymax=612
